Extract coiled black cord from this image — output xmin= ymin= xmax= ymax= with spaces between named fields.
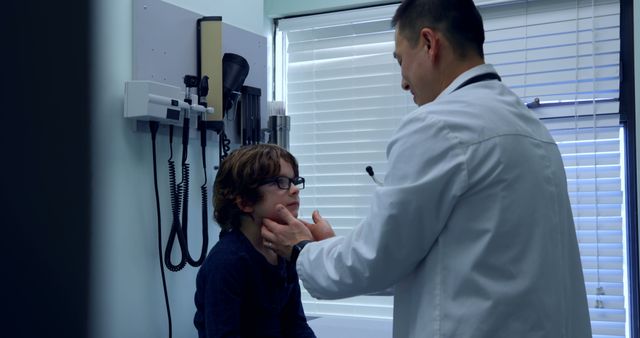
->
xmin=198 ymin=181 xmax=209 ymax=263
xmin=165 ymin=124 xmax=187 ymax=271
xmin=190 ymin=119 xmax=209 ymax=266
xmin=183 ymin=118 xmax=209 ymax=267
xmin=164 ymin=115 xmax=210 ymax=270
xmin=178 ymin=158 xmax=190 ymax=260
xmin=168 ymin=126 xmax=182 ymax=218
xmin=149 ymin=121 xmax=173 ymax=338
xmin=179 ymin=115 xmax=190 ymax=240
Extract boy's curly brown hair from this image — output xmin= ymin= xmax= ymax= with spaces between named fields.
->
xmin=213 ymin=144 xmax=299 ymax=231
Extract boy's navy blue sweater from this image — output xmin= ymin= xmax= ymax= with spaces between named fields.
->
xmin=194 ymin=229 xmax=316 ymax=338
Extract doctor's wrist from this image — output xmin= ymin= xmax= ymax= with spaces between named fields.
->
xmin=289 ymin=240 xmax=312 ymax=264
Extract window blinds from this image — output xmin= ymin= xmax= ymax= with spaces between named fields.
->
xmin=276 ymin=0 xmax=627 ymax=336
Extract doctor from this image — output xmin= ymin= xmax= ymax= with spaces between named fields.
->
xmin=262 ymin=0 xmax=592 ymax=337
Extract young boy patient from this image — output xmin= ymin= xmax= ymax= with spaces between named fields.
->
xmin=194 ymin=144 xmax=316 ymax=338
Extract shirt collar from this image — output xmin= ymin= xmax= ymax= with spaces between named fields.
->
xmin=435 ymin=63 xmax=498 ymax=101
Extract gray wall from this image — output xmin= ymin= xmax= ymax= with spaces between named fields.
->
xmin=89 ymin=1 xmax=263 ymax=338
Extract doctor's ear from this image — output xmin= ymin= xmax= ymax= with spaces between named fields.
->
xmin=420 ymin=27 xmax=432 ymax=50
xmin=420 ymin=28 xmax=437 ymax=52
xmin=423 ymin=34 xmax=431 ymax=51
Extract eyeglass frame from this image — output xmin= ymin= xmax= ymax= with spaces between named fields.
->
xmin=258 ymin=176 xmax=305 ymax=190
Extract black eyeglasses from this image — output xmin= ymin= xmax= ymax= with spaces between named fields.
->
xmin=259 ymin=176 xmax=305 ymax=190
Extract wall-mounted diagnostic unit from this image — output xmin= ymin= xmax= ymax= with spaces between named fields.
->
xmin=124 ymin=80 xmax=214 ymax=125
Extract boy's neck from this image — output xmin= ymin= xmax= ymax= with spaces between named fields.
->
xmin=239 ymin=216 xmax=278 ymax=264
xmin=239 ymin=216 xmax=262 ymax=247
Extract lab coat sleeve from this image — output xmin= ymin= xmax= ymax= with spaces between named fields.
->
xmin=297 ymin=111 xmax=469 ymax=299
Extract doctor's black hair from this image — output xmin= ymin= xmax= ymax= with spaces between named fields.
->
xmin=391 ymin=0 xmax=485 ymax=59
xmin=212 ymin=143 xmax=299 ymax=231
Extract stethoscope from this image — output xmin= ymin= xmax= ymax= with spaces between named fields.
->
xmin=453 ymin=72 xmax=501 ymax=92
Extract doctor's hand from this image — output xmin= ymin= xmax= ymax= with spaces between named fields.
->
xmin=301 ymin=210 xmax=336 ymax=241
xmin=262 ymin=204 xmax=314 ymax=260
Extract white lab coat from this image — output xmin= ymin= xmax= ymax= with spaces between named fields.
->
xmin=297 ymin=64 xmax=592 ymax=337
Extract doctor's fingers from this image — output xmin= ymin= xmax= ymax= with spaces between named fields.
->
xmin=311 ymin=210 xmax=335 ymax=235
xmin=311 ymin=209 xmax=324 ymax=223
xmin=262 ymin=217 xmax=285 ymax=234
xmin=260 ymin=227 xmax=289 ymax=258
xmin=260 ymin=223 xmax=278 ymax=244
xmin=261 ymin=222 xmax=296 ymax=252
xmin=302 ymin=217 xmax=336 ymax=241
xmin=275 ymin=204 xmax=304 ymax=227
xmin=312 ymin=210 xmax=334 ymax=229
xmin=262 ymin=218 xmax=300 ymax=243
